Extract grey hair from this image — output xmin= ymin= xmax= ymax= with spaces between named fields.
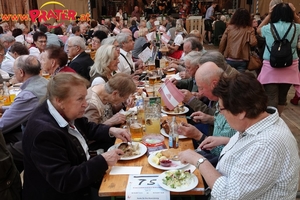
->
xmin=15 ymin=55 xmax=41 ymax=75
xmin=199 ymin=51 xmax=228 ymax=71
xmin=116 ymin=33 xmax=131 ymax=48
xmin=67 ymin=36 xmax=85 ymax=50
xmin=101 ymin=36 xmax=117 ymax=45
xmin=184 ymin=51 xmax=203 ymax=66
xmin=183 ymin=37 xmax=203 ymax=51
xmin=0 ymin=35 xmax=15 ymax=43
xmin=90 ymin=44 xmax=116 ymax=77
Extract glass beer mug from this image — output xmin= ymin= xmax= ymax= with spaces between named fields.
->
xmin=129 ymin=117 xmax=143 ymax=142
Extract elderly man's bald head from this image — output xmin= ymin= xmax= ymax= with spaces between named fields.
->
xmin=195 ymin=62 xmax=224 ymax=101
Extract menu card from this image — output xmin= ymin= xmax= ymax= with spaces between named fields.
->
xmin=126 ymin=174 xmax=170 ymax=200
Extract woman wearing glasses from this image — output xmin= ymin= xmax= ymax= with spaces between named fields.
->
xmin=179 ymin=72 xmax=299 ymax=199
xmin=29 ymin=31 xmax=47 ymax=58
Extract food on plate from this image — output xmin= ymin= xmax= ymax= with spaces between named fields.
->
xmin=160 ymin=159 xmax=172 ymax=167
xmin=161 ymin=149 xmax=180 ymax=159
xmin=163 ymin=105 xmax=185 ymax=113
xmin=151 ymin=151 xmax=172 ymax=166
xmin=151 ymin=149 xmax=180 ymax=166
xmin=118 ymin=143 xmax=140 ymax=157
xmin=161 ymin=119 xmax=170 ymax=134
xmin=162 ymin=170 xmax=193 ymax=189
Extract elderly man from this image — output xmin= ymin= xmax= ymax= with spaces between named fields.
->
xmin=182 ymin=51 xmax=237 ymax=116
xmin=179 ymin=72 xmax=300 ymax=199
xmin=3 ymin=55 xmax=48 ymax=172
xmin=116 ymin=32 xmax=142 ymax=75
xmin=167 ymin=36 xmax=203 ymax=72
xmin=64 ymin=26 xmax=81 ymax=52
xmin=1 ymin=42 xmax=29 ymax=76
xmin=131 ymin=6 xmax=142 ymax=22
xmin=178 ymin=61 xmax=236 ymax=166
xmin=67 ymin=36 xmax=94 ymax=81
xmin=0 ymin=35 xmax=15 ymax=53
xmin=171 ymin=51 xmax=202 ymax=93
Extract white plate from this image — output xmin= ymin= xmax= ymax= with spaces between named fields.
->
xmin=107 ymin=142 xmax=147 ymax=160
xmin=157 ymin=170 xmax=198 ymax=192
xmin=148 ymin=150 xmax=189 ymax=170
xmin=160 ymin=128 xmax=187 ymax=139
xmin=161 ymin=106 xmax=189 ymax=115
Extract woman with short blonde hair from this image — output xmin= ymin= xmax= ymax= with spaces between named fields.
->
xmin=89 ymin=44 xmax=119 ymax=86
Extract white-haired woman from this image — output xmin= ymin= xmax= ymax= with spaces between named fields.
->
xmin=89 ymin=44 xmax=119 ymax=86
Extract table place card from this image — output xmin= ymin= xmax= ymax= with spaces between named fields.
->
xmin=109 ymin=166 xmax=142 ymax=175
xmin=126 ymin=174 xmax=170 ymax=200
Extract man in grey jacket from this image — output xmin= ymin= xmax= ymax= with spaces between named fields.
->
xmin=2 ymin=55 xmax=48 ymax=172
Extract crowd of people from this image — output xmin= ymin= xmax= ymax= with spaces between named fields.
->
xmin=0 ymin=1 xmax=299 ymax=200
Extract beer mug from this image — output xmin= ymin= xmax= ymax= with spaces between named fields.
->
xmin=129 ymin=117 xmax=143 ymax=142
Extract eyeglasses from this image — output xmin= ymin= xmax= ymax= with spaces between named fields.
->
xmin=37 ymin=40 xmax=47 ymax=43
xmin=216 ymin=103 xmax=226 ymax=113
xmin=91 ymin=39 xmax=100 ymax=44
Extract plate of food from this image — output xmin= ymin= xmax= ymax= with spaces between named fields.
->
xmin=148 ymin=149 xmax=189 ymax=170
xmin=157 ymin=169 xmax=198 ymax=192
xmin=108 ymin=142 xmax=147 ymax=160
xmin=161 ymin=105 xmax=189 ymax=115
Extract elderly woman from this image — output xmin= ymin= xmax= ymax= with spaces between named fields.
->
xmin=89 ymin=30 xmax=107 ymax=60
xmin=179 ymin=72 xmax=300 ymax=199
xmin=257 ymin=3 xmax=300 ymax=115
xmin=22 ymin=73 xmax=131 ymax=200
xmin=40 ymin=45 xmax=75 ymax=75
xmin=132 ymin=27 xmax=150 ymax=59
xmin=85 ymin=73 xmax=136 ymax=126
xmin=89 ymin=44 xmax=119 ymax=86
xmin=29 ymin=31 xmax=47 ymax=58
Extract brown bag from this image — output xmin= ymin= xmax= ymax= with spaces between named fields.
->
xmin=248 ymin=49 xmax=262 ymax=71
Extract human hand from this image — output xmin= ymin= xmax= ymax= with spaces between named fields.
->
xmin=288 ymin=3 xmax=296 ymax=12
xmin=109 ymin=127 xmax=132 ymax=143
xmin=167 ymin=63 xmax=178 ymax=70
xmin=101 ymin=149 xmax=124 ymax=166
xmin=105 ymin=113 xmax=126 ymax=126
xmin=180 ymin=89 xmax=194 ymax=104
xmin=191 ymin=111 xmax=214 ymax=124
xmin=199 ymin=136 xmax=230 ymax=150
xmin=125 ymin=95 xmax=135 ymax=108
xmin=178 ymin=149 xmax=201 ymax=166
xmin=177 ymin=122 xmax=202 ymax=140
xmin=179 ymin=71 xmax=190 ymax=79
xmin=169 ymin=78 xmax=177 ymax=85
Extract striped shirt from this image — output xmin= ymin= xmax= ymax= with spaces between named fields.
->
xmin=211 ymin=107 xmax=300 ymax=200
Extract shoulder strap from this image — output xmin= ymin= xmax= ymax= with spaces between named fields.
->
xmin=282 ymin=23 xmax=294 ymax=40
xmin=290 ymin=23 xmax=296 ymax=44
xmin=120 ymin=53 xmax=134 ymax=74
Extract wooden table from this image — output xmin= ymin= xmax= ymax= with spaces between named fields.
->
xmin=98 ymin=116 xmax=205 ymax=197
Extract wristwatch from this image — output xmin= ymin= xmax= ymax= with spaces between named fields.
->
xmin=195 ymin=157 xmax=207 ymax=169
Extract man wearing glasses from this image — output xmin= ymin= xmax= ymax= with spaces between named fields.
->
xmin=178 ymin=60 xmax=237 ymax=167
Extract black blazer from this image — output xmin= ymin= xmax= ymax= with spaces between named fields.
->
xmin=22 ymin=101 xmax=115 ymax=200
xmin=69 ymin=52 xmax=94 ymax=81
